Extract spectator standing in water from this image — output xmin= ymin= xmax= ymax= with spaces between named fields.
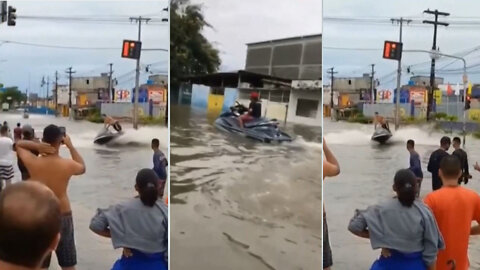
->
xmin=427 ymin=136 xmax=450 ymax=191
xmin=0 ymin=126 xmax=15 ymax=190
xmin=90 ymin=168 xmax=168 ymax=270
xmin=451 ymin=137 xmax=471 ymax=185
xmin=152 ymin=138 xmax=168 ymax=198
xmin=349 ymin=169 xmax=444 ymax=270
xmin=424 ymin=155 xmax=480 ymax=270
xmin=3 ymin=121 xmax=11 ymax=139
xmin=407 ymin=140 xmax=423 ymax=197
xmin=13 ymin=123 xmax=22 ymax=142
xmin=16 ymin=124 xmax=86 ymax=270
xmin=323 ymin=138 xmax=340 ymax=270
xmin=0 ymin=182 xmax=62 ymax=270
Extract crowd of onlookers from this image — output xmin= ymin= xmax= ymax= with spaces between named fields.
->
xmin=323 ymin=136 xmax=480 ymax=270
xmin=0 ymin=122 xmax=168 ymax=270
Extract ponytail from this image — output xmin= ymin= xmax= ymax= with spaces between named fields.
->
xmin=136 ymin=169 xmax=159 ymax=207
xmin=394 ymin=169 xmax=416 ymax=207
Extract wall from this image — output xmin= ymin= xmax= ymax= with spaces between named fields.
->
xmin=207 ymin=94 xmax=224 ymax=114
xmin=222 ymin=88 xmax=238 ymax=112
xmin=191 ymin=84 xmax=209 ymax=108
xmin=57 ymin=86 xmax=77 ymax=105
xmin=101 ymin=103 xmax=166 ymax=118
xmin=287 ymin=89 xmax=321 ymax=126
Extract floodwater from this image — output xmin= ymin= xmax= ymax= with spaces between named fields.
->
xmin=323 ymin=119 xmax=480 ymax=269
xmin=170 ymin=105 xmax=322 ymax=270
xmin=0 ymin=112 xmax=168 ymax=270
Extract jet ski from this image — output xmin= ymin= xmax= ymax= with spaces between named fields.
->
xmin=94 ymin=128 xmax=123 ymax=145
xmin=214 ymin=102 xmax=292 ymax=143
xmin=371 ymin=127 xmax=392 ymax=144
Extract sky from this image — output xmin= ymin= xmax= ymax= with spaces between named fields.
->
xmin=0 ymin=0 xmax=168 ymax=96
xmin=323 ymin=0 xmax=480 ymax=90
xmin=192 ymin=0 xmax=322 ymax=72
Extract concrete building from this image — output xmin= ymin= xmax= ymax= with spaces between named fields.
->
xmin=54 ymin=84 xmax=77 ymax=116
xmin=333 ymin=73 xmax=374 ymax=107
xmin=245 ymin=34 xmax=321 ymax=80
xmin=183 ymin=34 xmax=321 ymax=126
xmin=71 ymin=73 xmax=110 ymax=106
xmin=409 ymin=75 xmax=444 ymax=87
xmin=149 ymin=74 xmax=168 ymax=87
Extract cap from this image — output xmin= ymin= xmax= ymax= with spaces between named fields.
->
xmin=250 ymin=92 xmax=259 ymax=99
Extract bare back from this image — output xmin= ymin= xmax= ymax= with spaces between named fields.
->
xmin=27 ymin=155 xmax=76 ymax=213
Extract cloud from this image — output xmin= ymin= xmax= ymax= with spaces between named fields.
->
xmin=324 ymin=0 xmax=480 ymax=88
xmin=191 ymin=0 xmax=322 ymax=72
xmin=0 ymin=0 xmax=168 ymax=93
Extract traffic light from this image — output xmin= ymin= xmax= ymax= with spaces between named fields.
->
xmin=465 ymin=95 xmax=471 ymax=110
xmin=121 ymin=40 xmax=142 ymax=59
xmin=7 ymin=5 xmax=15 ymax=26
xmin=0 ymin=2 xmax=6 ymax=23
xmin=383 ymin=41 xmax=403 ymax=60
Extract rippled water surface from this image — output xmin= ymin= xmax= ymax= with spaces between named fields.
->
xmin=171 ymin=106 xmax=322 ymax=270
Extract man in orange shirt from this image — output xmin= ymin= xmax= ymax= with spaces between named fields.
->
xmin=424 ymin=155 xmax=480 ymax=270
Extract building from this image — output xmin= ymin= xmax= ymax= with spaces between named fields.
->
xmin=183 ymin=34 xmax=321 ymax=126
xmin=245 ymin=34 xmax=322 ymax=80
xmin=409 ymin=75 xmax=444 ymax=87
xmin=71 ymin=73 xmax=110 ymax=106
xmin=149 ymin=74 xmax=168 ymax=87
xmin=333 ymin=73 xmax=374 ymax=107
xmin=54 ymin=84 xmax=77 ymax=116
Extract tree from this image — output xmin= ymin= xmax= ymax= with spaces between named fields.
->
xmin=170 ymin=0 xmax=221 ymax=92
xmin=0 ymin=87 xmax=27 ymax=104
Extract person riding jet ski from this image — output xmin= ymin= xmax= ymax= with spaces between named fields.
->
xmin=374 ymin=112 xmax=390 ymax=133
xmin=238 ymin=92 xmax=262 ymax=128
xmin=103 ymin=114 xmax=122 ymax=132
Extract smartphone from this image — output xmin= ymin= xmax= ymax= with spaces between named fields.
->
xmin=59 ymin=126 xmax=66 ymax=137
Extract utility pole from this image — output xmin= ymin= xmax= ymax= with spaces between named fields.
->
xmin=130 ymin=16 xmax=151 ymax=129
xmin=66 ymin=67 xmax=76 ymax=120
xmin=423 ymin=9 xmax=449 ymax=121
xmin=327 ymin=67 xmax=338 ymax=120
xmin=46 ymin=76 xmax=50 ymax=112
xmin=108 ymin=63 xmax=114 ymax=102
xmin=370 ymin=64 xmax=375 ymax=104
xmin=54 ymin=71 xmax=58 ymax=116
xmin=391 ymin=17 xmax=412 ymax=130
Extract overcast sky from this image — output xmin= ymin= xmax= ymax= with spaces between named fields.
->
xmin=0 ymin=0 xmax=168 ymax=96
xmin=324 ymin=0 xmax=480 ymax=89
xmin=192 ymin=0 xmax=322 ymax=72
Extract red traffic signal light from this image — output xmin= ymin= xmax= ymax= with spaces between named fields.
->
xmin=383 ymin=41 xmax=403 ymax=61
xmin=465 ymin=95 xmax=471 ymax=110
xmin=121 ymin=40 xmax=142 ymax=59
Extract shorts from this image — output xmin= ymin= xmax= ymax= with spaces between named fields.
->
xmin=113 ymin=122 xmax=122 ymax=132
xmin=370 ymin=250 xmax=425 ymax=270
xmin=0 ymin=165 xmax=15 ymax=182
xmin=323 ymin=212 xmax=333 ymax=268
xmin=112 ymin=249 xmax=167 ymax=270
xmin=240 ymin=114 xmax=254 ymax=123
xmin=42 ymin=212 xmax=77 ymax=268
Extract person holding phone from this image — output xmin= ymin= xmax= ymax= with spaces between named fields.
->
xmin=15 ymin=124 xmax=86 ymax=270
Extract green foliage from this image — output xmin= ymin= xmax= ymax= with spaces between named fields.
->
xmin=435 ymin=112 xmax=447 ymax=120
xmin=170 ymin=0 xmax=221 ymax=92
xmin=0 ymin=87 xmax=26 ymax=104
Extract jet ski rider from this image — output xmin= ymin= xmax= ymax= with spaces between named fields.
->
xmin=238 ymin=92 xmax=262 ymax=128
xmin=374 ymin=112 xmax=390 ymax=132
xmin=103 ymin=114 xmax=122 ymax=132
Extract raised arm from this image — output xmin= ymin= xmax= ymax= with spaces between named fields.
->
xmin=63 ymin=135 xmax=86 ymax=175
xmin=323 ymin=138 xmax=340 ymax=177
xmin=15 ymin=140 xmax=55 ymax=169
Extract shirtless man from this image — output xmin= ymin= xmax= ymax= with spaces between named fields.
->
xmin=103 ymin=114 xmax=122 ymax=132
xmin=15 ymin=124 xmax=86 ymax=270
xmin=374 ymin=112 xmax=390 ymax=132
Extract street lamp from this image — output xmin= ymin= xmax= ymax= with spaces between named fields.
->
xmin=405 ymin=49 xmax=468 ymax=146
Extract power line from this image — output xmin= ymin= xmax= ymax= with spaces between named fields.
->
xmin=0 ymin=40 xmax=167 ymax=51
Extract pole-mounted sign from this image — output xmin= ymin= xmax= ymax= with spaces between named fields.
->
xmin=383 ymin=41 xmax=403 ymax=61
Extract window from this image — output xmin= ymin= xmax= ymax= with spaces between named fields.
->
xmin=86 ymin=79 xmax=90 ymax=85
xmin=295 ymin=98 xmax=319 ymax=118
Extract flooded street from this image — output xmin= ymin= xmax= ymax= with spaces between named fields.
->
xmin=170 ymin=105 xmax=322 ymax=270
xmin=1 ymin=113 xmax=167 ymax=270
xmin=323 ymin=119 xmax=480 ymax=269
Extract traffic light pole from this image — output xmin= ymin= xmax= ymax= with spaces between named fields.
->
xmin=404 ymin=49 xmax=467 ymax=146
xmin=129 ymin=16 xmax=150 ymax=130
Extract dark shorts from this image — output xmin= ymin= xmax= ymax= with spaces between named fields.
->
xmin=323 ymin=212 xmax=333 ymax=268
xmin=0 ymin=165 xmax=15 ymax=182
xmin=42 ymin=212 xmax=77 ymax=268
xmin=113 ymin=122 xmax=122 ymax=132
